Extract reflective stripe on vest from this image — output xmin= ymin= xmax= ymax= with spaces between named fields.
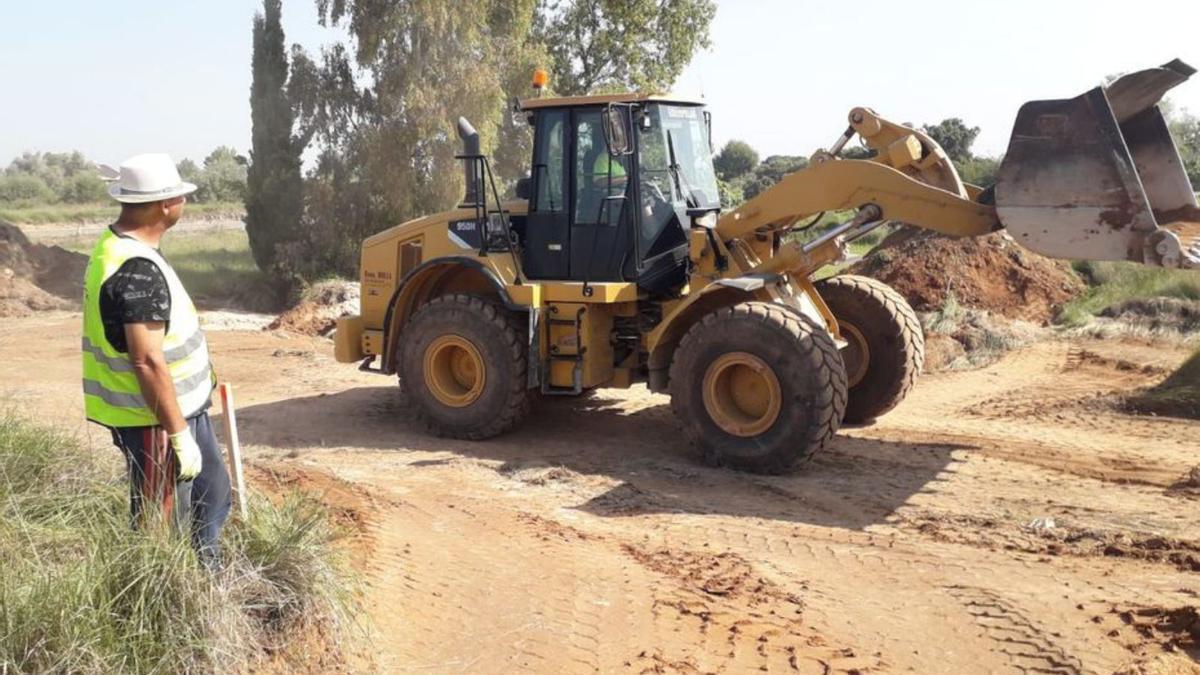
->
xmin=81 ymin=229 xmax=214 ymax=427
xmin=81 ymin=328 xmax=206 ymax=372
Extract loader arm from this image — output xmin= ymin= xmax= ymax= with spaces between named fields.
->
xmin=714 ymin=106 xmax=1000 ymax=280
xmin=717 ymin=155 xmax=998 ymax=244
xmin=714 ymin=60 xmax=1198 ymax=280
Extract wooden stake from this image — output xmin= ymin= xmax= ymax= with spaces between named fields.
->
xmin=218 ymin=382 xmax=248 ymax=517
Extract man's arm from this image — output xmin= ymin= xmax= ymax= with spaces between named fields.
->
xmin=125 ymin=321 xmax=187 ymax=434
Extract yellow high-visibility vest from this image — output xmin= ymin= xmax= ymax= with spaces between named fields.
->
xmin=82 ymin=229 xmax=214 ymax=427
xmin=593 ymin=152 xmax=627 ymax=178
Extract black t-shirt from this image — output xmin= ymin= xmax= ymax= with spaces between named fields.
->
xmin=98 ymin=229 xmax=172 ymax=353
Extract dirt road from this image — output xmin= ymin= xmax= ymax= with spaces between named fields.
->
xmin=3 ymin=313 xmax=1198 ymax=674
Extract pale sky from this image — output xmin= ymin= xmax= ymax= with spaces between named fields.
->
xmin=1 ymin=0 xmax=1198 ymax=168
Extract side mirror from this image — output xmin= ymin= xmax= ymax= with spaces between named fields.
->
xmin=515 ymin=177 xmax=532 ymax=200
xmin=703 ymin=110 xmax=713 ymax=153
xmin=603 ymin=104 xmax=630 ymax=156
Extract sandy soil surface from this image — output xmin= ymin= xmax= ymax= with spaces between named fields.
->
xmin=3 ymin=313 xmax=1199 ymax=674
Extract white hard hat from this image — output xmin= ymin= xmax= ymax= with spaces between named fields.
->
xmin=107 ymin=153 xmax=197 ymax=203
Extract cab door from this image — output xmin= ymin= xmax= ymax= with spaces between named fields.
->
xmin=569 ymin=108 xmax=632 ymax=282
xmin=523 ymin=109 xmax=570 ymax=279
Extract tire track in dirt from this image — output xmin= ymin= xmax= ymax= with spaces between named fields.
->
xmin=943 ymin=585 xmax=1084 ymax=674
xmin=336 ymin=461 xmax=873 ymax=673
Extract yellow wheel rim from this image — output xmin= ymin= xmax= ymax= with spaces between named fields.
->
xmin=839 ymin=323 xmax=871 ymax=388
xmin=424 ymin=335 xmax=486 ymax=408
xmin=702 ymin=352 xmax=782 ymax=437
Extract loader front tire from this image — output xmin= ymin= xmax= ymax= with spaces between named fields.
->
xmin=816 ymin=275 xmax=924 ymax=423
xmin=399 ymin=294 xmax=531 ymax=439
xmin=669 ymin=302 xmax=847 ymax=474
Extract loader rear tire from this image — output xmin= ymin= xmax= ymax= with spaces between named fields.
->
xmin=669 ymin=302 xmax=847 ymax=474
xmin=815 ymin=275 xmax=924 ymax=424
xmin=399 ymin=294 xmax=531 ymax=439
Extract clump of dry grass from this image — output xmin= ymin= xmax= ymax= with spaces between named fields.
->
xmin=920 ymin=292 xmax=1045 ymax=371
xmin=0 ymin=412 xmax=356 ymax=674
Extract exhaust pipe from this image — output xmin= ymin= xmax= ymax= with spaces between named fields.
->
xmin=458 ymin=117 xmax=481 ymax=207
xmin=996 ymin=59 xmax=1198 ymax=268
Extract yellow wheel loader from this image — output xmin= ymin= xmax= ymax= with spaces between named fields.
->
xmin=335 ymin=60 xmax=1198 ymax=474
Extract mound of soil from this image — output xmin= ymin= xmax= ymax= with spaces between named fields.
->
xmin=0 ymin=222 xmax=88 ymax=317
xmin=1127 ymin=350 xmax=1200 ymax=420
xmin=850 ymin=228 xmax=1084 ymax=324
xmin=267 ymin=279 xmax=359 ymax=337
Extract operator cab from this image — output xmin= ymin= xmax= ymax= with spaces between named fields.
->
xmin=515 ymin=93 xmax=721 ymax=296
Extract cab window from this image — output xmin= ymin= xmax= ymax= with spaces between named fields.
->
xmin=573 ymin=110 xmax=627 ymax=226
xmin=533 ymin=110 xmax=566 ymax=212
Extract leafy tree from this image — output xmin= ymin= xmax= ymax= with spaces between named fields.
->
xmin=921 ymin=118 xmax=980 ymax=163
xmin=193 ymin=146 xmax=248 ymax=203
xmin=285 ymin=0 xmax=540 ymax=277
xmin=59 ymin=172 xmax=108 ymax=203
xmin=1168 ymin=109 xmax=1200 ymax=190
xmin=492 ymin=40 xmax=552 ymax=187
xmin=0 ymin=174 xmax=55 ymax=204
xmin=713 ymin=140 xmax=758 ymax=181
xmin=958 ymin=156 xmax=1001 ymax=187
xmin=717 ymin=177 xmax=743 ymax=209
xmin=741 ymin=155 xmax=807 ymax=201
xmin=283 ymin=0 xmax=716 ymax=279
xmin=537 ymin=0 xmax=717 ymax=96
xmin=176 ymin=158 xmax=202 ymax=184
xmin=841 ymin=146 xmax=874 ymax=160
xmin=246 ymin=0 xmax=304 ymax=272
xmin=4 ymin=151 xmax=99 ymax=202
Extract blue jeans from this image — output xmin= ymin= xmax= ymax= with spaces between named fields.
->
xmin=110 ymin=412 xmax=232 ymax=566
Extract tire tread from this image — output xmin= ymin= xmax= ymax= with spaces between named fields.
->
xmin=399 ymin=294 xmax=531 ymax=440
xmin=817 ymin=275 xmax=924 ymax=422
xmin=669 ymin=301 xmax=847 ymax=474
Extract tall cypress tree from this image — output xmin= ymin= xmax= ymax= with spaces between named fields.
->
xmin=245 ymin=0 xmax=303 ymax=272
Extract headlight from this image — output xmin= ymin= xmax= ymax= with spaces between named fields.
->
xmin=693 ymin=211 xmax=718 ymax=229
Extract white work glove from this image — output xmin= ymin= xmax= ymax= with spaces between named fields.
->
xmin=168 ymin=429 xmax=203 ymax=481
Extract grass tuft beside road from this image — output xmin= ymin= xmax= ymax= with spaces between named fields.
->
xmin=1056 ymin=261 xmax=1200 ymax=327
xmin=0 ymin=412 xmax=356 ymax=673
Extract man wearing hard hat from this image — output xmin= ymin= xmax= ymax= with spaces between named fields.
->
xmin=82 ymin=153 xmax=230 ymax=567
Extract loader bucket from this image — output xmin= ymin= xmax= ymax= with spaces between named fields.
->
xmin=996 ymin=59 xmax=1199 ymax=269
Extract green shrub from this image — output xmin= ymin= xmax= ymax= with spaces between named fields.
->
xmin=0 ymin=174 xmax=56 ymax=205
xmin=957 ymin=156 xmax=1000 ymax=186
xmin=59 ymin=173 xmax=109 ymax=204
xmin=0 ymin=413 xmax=355 ymax=673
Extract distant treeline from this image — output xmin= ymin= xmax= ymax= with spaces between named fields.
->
xmin=0 ymin=148 xmax=249 ymax=207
